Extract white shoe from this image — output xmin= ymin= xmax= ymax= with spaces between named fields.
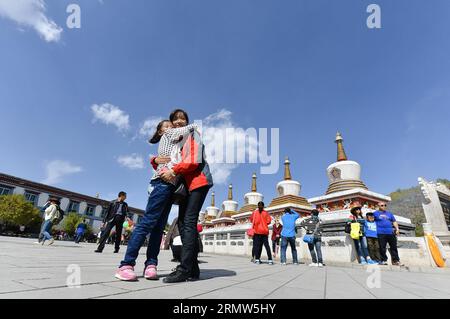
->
xmin=48 ymin=238 xmax=55 ymax=246
xmin=309 ymin=263 xmax=318 ymax=267
xmin=281 ymin=262 xmax=287 ymax=266
xmin=318 ymin=263 xmax=324 ymax=267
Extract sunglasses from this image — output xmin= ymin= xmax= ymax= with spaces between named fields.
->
xmin=380 ymin=204 xmax=387 ymax=207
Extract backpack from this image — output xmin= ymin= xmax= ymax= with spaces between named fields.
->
xmin=52 ymin=206 xmax=65 ymax=225
xmin=350 ymin=222 xmax=361 ymax=240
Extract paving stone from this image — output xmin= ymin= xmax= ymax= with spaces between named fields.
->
xmin=1 ymin=236 xmax=450 ymax=299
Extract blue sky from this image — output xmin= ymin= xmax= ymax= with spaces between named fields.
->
xmin=0 ymin=0 xmax=449 ymax=219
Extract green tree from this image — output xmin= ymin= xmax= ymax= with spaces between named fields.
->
xmin=411 ymin=212 xmax=426 ymax=237
xmin=0 ymin=195 xmax=42 ymax=230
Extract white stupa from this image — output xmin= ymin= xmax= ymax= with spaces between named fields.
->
xmin=205 ymin=191 xmax=219 ymax=222
xmin=212 ymin=184 xmax=238 ymax=227
xmin=220 ymin=184 xmax=239 ymax=217
xmin=326 ymin=132 xmax=368 ymax=194
xmin=267 ymin=157 xmax=313 ymax=217
xmin=238 ymin=173 xmax=264 ymax=213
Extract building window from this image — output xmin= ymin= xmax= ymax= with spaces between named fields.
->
xmin=0 ymin=185 xmax=13 ymax=196
xmin=24 ymin=191 xmax=39 ymax=206
xmin=68 ymin=201 xmax=80 ymax=213
xmin=101 ymin=207 xmax=108 ymax=219
xmin=85 ymin=205 xmax=95 ymax=217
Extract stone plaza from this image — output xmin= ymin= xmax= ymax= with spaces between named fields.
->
xmin=1 ymin=236 xmax=450 ymax=299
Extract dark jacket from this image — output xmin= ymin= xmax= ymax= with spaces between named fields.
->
xmin=299 ymin=216 xmax=323 ymax=238
xmin=103 ymin=200 xmax=130 ymax=223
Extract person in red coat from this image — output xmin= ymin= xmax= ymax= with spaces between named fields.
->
xmin=250 ymin=202 xmax=273 ymax=265
xmin=271 ymin=219 xmax=283 ymax=259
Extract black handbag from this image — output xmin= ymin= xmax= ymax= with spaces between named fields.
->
xmin=344 ymin=222 xmax=351 ymax=234
xmin=172 ymin=177 xmax=187 ymax=205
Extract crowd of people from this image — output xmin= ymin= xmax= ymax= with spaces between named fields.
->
xmin=247 ymin=201 xmax=403 ymax=268
xmin=33 ymin=108 xmax=404 ymax=285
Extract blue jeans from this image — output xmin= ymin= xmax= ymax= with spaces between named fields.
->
xmin=307 ymin=238 xmax=323 ymax=264
xmin=41 ymin=220 xmax=53 ymax=242
xmin=280 ymin=236 xmax=298 ymax=264
xmin=75 ymin=232 xmax=84 ymax=243
xmin=353 ymin=236 xmax=370 ymax=261
xmin=120 ymin=179 xmax=175 ymax=268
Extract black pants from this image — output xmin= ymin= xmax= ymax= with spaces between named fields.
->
xmin=177 ymin=186 xmax=209 ymax=275
xmin=97 ymin=215 xmax=124 ymax=251
xmin=253 ymin=234 xmax=273 ymax=261
xmin=378 ymin=234 xmax=400 ymax=263
xmin=171 ymin=245 xmax=182 ymax=262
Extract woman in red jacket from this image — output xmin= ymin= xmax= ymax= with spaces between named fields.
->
xmin=250 ymin=202 xmax=273 ymax=265
xmin=271 ymin=218 xmax=283 ymax=259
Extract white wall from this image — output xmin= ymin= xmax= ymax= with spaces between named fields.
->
xmin=37 ymin=193 xmax=50 ymax=207
xmin=202 ymin=229 xmax=437 ymax=268
xmin=13 ymin=187 xmax=25 ymax=195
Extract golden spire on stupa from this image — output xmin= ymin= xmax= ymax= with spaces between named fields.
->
xmin=284 ymin=157 xmax=292 ymax=180
xmin=211 ymin=191 xmax=215 ymax=207
xmin=251 ymin=173 xmax=257 ymax=192
xmin=228 ymin=184 xmax=233 ymax=200
xmin=335 ymin=132 xmax=348 ymax=162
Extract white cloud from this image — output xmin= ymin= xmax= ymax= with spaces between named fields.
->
xmin=42 ymin=160 xmax=83 ymax=185
xmin=91 ymin=103 xmax=130 ymax=132
xmin=139 ymin=117 xmax=164 ymax=139
xmin=0 ymin=0 xmax=63 ymax=42
xmin=117 ymin=154 xmax=145 ymax=170
xmin=201 ymin=109 xmax=258 ymax=185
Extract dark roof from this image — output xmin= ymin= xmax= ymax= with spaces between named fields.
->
xmin=0 ymin=172 xmax=144 ymax=214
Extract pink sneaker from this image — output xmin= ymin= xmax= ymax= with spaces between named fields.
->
xmin=115 ymin=265 xmax=138 ymax=281
xmin=144 ymin=265 xmax=158 ymax=280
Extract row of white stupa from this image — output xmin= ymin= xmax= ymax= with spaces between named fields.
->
xmin=200 ymin=132 xmax=412 ymax=228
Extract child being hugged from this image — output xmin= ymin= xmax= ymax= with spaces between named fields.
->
xmin=115 ymin=120 xmax=198 ymax=282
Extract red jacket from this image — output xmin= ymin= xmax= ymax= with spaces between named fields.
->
xmin=250 ymin=209 xmax=272 ymax=235
xmin=151 ymin=130 xmax=213 ymax=192
xmin=271 ymin=224 xmax=283 ymax=241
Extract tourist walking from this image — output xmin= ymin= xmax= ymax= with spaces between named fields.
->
xmin=161 ymin=109 xmax=213 ymax=283
xmin=299 ymin=209 xmax=324 ymax=267
xmin=95 ymin=192 xmax=130 ymax=254
xmin=75 ymin=219 xmax=87 ymax=244
xmin=115 ymin=116 xmax=201 ymax=282
xmin=250 ymin=202 xmax=273 ymax=265
xmin=346 ymin=205 xmax=377 ymax=265
xmin=374 ymin=202 xmax=403 ymax=266
xmin=39 ymin=198 xmax=59 ymax=246
xmin=280 ymin=208 xmax=300 ymax=265
xmin=271 ymin=218 xmax=282 ymax=259
xmin=364 ymin=212 xmax=382 ymax=263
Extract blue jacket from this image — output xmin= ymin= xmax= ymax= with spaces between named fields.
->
xmin=281 ymin=211 xmax=300 ymax=238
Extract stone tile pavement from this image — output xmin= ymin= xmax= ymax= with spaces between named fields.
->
xmin=1 ymin=237 xmax=449 ymax=299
